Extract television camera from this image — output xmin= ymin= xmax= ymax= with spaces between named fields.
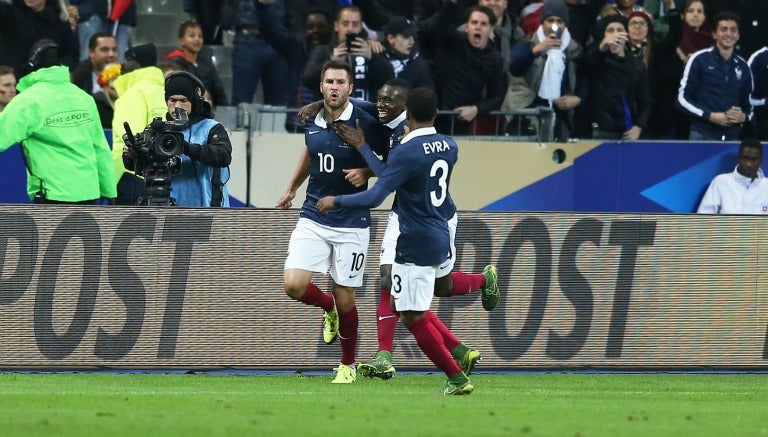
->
xmin=123 ymin=108 xmax=189 ymax=206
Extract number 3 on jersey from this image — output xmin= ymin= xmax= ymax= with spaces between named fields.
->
xmin=430 ymin=159 xmax=448 ymax=207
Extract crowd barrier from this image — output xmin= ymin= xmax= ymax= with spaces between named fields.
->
xmin=0 ymin=205 xmax=765 ymax=370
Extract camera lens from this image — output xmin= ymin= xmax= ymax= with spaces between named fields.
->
xmin=157 ymin=134 xmax=182 ymax=156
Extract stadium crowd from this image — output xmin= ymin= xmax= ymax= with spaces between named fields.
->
xmin=1 ymin=0 xmax=768 ymax=141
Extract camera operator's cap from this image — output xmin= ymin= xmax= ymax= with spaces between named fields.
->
xmin=540 ymin=0 xmax=569 ymax=25
xmin=124 ymin=43 xmax=157 ymax=68
xmin=384 ymin=16 xmax=416 ymax=37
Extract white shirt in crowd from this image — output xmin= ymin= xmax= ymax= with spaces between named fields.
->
xmin=697 ymin=166 xmax=768 ymax=214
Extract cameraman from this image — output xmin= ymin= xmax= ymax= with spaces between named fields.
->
xmin=123 ymin=71 xmax=232 ymax=207
xmin=0 ymin=39 xmax=116 ymax=204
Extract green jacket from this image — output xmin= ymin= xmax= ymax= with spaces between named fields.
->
xmin=111 ymin=66 xmax=167 ymax=183
xmin=0 ymin=66 xmax=117 ymax=202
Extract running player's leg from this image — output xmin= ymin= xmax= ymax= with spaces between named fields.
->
xmin=360 ymin=211 xmax=399 ymax=379
xmin=433 ymin=214 xmax=500 ymax=310
xmin=284 ymin=218 xmax=335 ymax=309
xmin=394 ymin=263 xmax=472 ymax=395
xmin=328 ymin=225 xmax=369 ymax=383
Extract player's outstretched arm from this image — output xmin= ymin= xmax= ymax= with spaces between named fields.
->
xmin=276 ymin=148 xmax=310 ymax=209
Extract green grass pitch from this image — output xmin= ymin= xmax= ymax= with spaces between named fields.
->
xmin=0 ymin=372 xmax=766 ymax=436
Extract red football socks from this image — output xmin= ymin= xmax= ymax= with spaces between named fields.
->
xmin=425 ymin=311 xmax=460 ymax=351
xmin=339 ymin=306 xmax=358 ymax=365
xmin=406 ymin=315 xmax=461 ymax=376
xmin=449 ymin=271 xmax=486 ymax=295
xmin=298 ymin=282 xmax=335 ymax=312
xmin=376 ymin=289 xmax=400 ymax=352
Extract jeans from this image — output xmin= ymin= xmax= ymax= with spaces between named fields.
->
xmin=77 ymin=15 xmax=133 ymax=61
xmin=230 ymin=34 xmax=290 ymax=106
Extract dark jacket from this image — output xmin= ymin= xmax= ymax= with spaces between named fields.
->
xmin=70 ymin=59 xmax=114 ymax=128
xmin=164 ymin=49 xmax=229 ymax=107
xmin=383 ymin=49 xmax=434 ymax=90
xmin=749 ymin=47 xmax=768 ymax=140
xmin=302 ymin=35 xmax=394 ymax=102
xmin=432 ymin=1 xmax=505 ymax=114
xmin=583 ymin=45 xmax=650 ymax=134
xmin=0 ymin=0 xmax=79 ymax=73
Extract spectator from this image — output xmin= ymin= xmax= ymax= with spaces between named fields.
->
xmin=230 ymin=0 xmax=290 ymax=106
xmin=471 ymin=0 xmax=522 ymax=71
xmin=678 ymin=11 xmax=752 ymax=142
xmin=382 ymin=16 xmax=434 ymax=89
xmin=69 ymin=0 xmax=136 ymax=62
xmin=0 ymin=66 xmax=17 ymax=113
xmin=626 ymin=10 xmax=652 ymax=67
xmin=697 ymin=138 xmax=768 ymax=215
xmin=562 ymin=0 xmax=604 ymax=48
xmin=183 ymin=0 xmax=224 ymax=45
xmin=504 ymin=0 xmax=585 ymax=141
xmin=0 ymin=40 xmax=116 ymax=204
xmin=164 ymin=20 xmax=229 ymax=107
xmin=0 ymin=0 xmax=80 ymax=74
xmin=158 ymin=60 xmax=184 ymax=76
xmin=749 ymin=46 xmax=768 ymax=141
xmin=123 ymin=72 xmax=232 ymax=207
xmin=256 ymin=0 xmax=332 ymax=131
xmin=303 ymin=6 xmax=394 ymax=103
xmin=599 ymin=0 xmax=647 ymax=19
xmin=708 ymin=0 xmax=768 ymax=59
xmin=583 ymin=14 xmax=650 ymax=140
xmin=70 ymin=32 xmax=117 ymax=94
xmin=111 ymin=43 xmax=167 ymax=205
xmin=433 ymin=2 xmax=506 ymax=135
xmin=70 ymin=32 xmax=118 ymax=128
xmin=647 ymin=0 xmax=710 ymax=139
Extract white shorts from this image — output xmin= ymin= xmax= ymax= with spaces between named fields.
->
xmin=391 ymin=262 xmax=436 ymax=312
xmin=380 ymin=211 xmax=458 ymax=280
xmin=285 ymin=218 xmax=370 ymax=288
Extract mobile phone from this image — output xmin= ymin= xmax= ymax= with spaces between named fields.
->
xmin=345 ymin=32 xmax=358 ymax=50
xmin=550 ymin=23 xmax=562 ymax=39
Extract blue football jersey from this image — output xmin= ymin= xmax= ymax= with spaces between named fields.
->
xmin=300 ymin=102 xmax=387 ymax=228
xmin=376 ymin=127 xmax=459 ymax=266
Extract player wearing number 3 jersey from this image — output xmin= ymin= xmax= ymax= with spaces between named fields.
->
xmin=317 ymin=87 xmax=476 ymax=395
xmin=276 ymin=60 xmax=388 ymax=384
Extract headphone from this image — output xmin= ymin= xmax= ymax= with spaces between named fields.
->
xmin=26 ymin=42 xmax=60 ymax=72
xmin=165 ymin=71 xmax=206 ymax=110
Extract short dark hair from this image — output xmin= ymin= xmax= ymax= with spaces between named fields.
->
xmin=88 ymin=32 xmax=116 ymax=51
xmin=335 ymin=5 xmax=361 ymax=22
xmin=320 ymin=60 xmax=354 ymax=84
xmin=0 ymin=65 xmax=14 ymax=76
xmin=178 ymin=20 xmax=202 ymax=38
xmin=713 ymin=11 xmax=740 ymax=29
xmin=384 ymin=78 xmax=411 ymax=93
xmin=466 ymin=5 xmax=496 ymax=27
xmin=305 ymin=7 xmax=330 ymax=22
xmin=740 ymin=138 xmax=763 ymax=155
xmin=406 ymin=87 xmax=438 ymax=123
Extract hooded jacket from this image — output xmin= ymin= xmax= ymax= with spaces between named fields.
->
xmin=111 ymin=66 xmax=167 ymax=184
xmin=0 ymin=66 xmax=116 ymax=201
